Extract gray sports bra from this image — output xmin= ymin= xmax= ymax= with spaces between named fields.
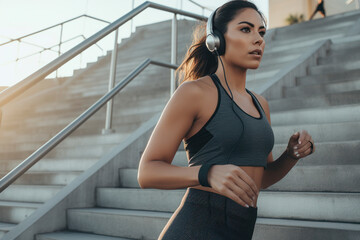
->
xmin=183 ymin=73 xmax=274 ymax=169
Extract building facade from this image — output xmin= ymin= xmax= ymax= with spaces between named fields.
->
xmin=269 ymin=0 xmax=359 ymax=28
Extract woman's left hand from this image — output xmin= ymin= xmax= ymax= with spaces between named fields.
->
xmin=286 ymin=130 xmax=315 ymax=160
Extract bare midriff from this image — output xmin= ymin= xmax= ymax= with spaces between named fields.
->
xmin=189 ymin=166 xmax=264 ymax=207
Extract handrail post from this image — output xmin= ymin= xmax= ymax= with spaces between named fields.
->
xmin=102 ymin=28 xmax=119 ymax=134
xmin=170 ymin=13 xmax=178 ymax=95
xmin=56 ymin=23 xmax=64 ymax=81
xmin=130 ymin=0 xmax=135 ymax=34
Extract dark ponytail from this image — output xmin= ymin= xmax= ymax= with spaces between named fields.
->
xmin=177 ymin=0 xmax=267 ymax=85
xmin=177 ymin=24 xmax=218 ymax=84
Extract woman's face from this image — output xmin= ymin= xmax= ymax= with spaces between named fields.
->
xmin=223 ymin=8 xmax=266 ymax=70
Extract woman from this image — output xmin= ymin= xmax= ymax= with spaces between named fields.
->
xmin=310 ymin=0 xmax=326 ymax=20
xmin=138 ymin=1 xmax=315 ymax=239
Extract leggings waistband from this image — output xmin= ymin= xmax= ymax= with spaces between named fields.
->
xmin=184 ymin=187 xmax=257 ymax=218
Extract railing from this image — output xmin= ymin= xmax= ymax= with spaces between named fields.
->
xmin=346 ymin=0 xmax=360 ymax=9
xmin=0 ymin=15 xmax=110 ymax=79
xmin=0 ymin=59 xmax=176 ymax=192
xmin=0 ymin=1 xmax=207 ymax=192
xmin=188 ymin=0 xmax=214 ymax=15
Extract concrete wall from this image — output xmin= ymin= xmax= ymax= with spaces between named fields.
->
xmin=269 ymin=0 xmax=359 ymax=28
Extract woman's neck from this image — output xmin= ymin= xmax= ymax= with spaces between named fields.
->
xmin=214 ymin=59 xmax=247 ymax=94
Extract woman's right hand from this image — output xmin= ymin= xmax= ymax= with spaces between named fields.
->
xmin=207 ymin=164 xmax=258 ymax=208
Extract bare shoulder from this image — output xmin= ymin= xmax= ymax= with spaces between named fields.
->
xmin=179 ymin=75 xmax=214 ymax=94
xmin=176 ymin=76 xmax=215 ymax=105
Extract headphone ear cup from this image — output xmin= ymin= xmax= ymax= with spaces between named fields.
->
xmin=213 ymin=29 xmax=226 ymax=55
xmin=205 ymin=34 xmax=217 ymax=53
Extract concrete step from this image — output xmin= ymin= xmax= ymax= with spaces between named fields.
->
xmin=20 ymin=85 xmax=166 ymax=111
xmin=0 ymin=143 xmax=117 ymax=160
xmin=1 ymin=120 xmax=141 ymax=137
xmin=67 ymin=76 xmax=170 ymax=98
xmin=36 ymin=231 xmax=133 ymax=240
xmin=96 ymin=188 xmax=360 ymax=223
xmin=258 ymin=192 xmax=360 ymax=222
xmin=3 ymin=109 xmax=158 ymax=129
xmin=1 ymin=118 xmax=139 ymax=141
xmin=0 ymin=185 xmax=62 ymax=203
xmin=0 ymin=131 xmax=128 ymax=146
xmin=275 ymin=14 xmax=358 ymax=35
xmin=275 ymin=23 xmax=349 ymax=42
xmin=253 ymin=218 xmax=360 ymax=240
xmin=0 ymin=222 xmax=16 ymax=238
xmin=0 ymin=158 xmax=98 ymax=172
xmin=96 ymin=188 xmax=184 ymax=212
xmin=268 ymin=91 xmax=360 ymax=111
xmin=67 ymin=204 xmax=360 ymax=240
xmin=266 ymin=36 xmax=318 ymax=53
xmin=255 ymin=54 xmax=299 ymax=72
xmin=308 ymin=60 xmax=360 ymax=75
xmin=2 ymin=119 xmax=147 ymax=139
xmin=118 ymin=163 xmax=360 ymax=192
xmin=0 ymin=131 xmax=129 ymax=151
xmin=69 ymin=67 xmax=170 ymax=87
xmin=247 ymin=68 xmax=281 ymax=81
xmin=270 ymin=104 xmax=360 ymax=126
xmin=46 ymin=143 xmax=117 ymax=158
xmin=67 ymin=208 xmax=171 ymax=240
xmin=0 ymin=137 xmax=121 ymax=155
xmin=318 ymin=47 xmax=360 ymax=65
xmin=266 ymin=165 xmax=360 ymax=192
xmin=330 ymin=34 xmax=360 ymax=51
xmin=30 ymin=95 xmax=165 ymax=115
xmin=261 ymin=51 xmax=302 ymax=64
xmin=284 ymin=78 xmax=360 ymax=98
xmin=0 ymin=201 xmax=40 ymax=223
xmin=274 ymin=11 xmax=360 ymax=35
xmin=295 ymin=68 xmax=360 ymax=86
xmin=0 ymin=171 xmax=81 ymax=185
xmin=33 ymin=93 xmax=167 ymax=115
xmin=1 ymin=120 xmax=141 ymax=142
xmin=274 ymin=33 xmax=343 ymax=49
xmin=272 ymin=121 xmax=360 ymax=143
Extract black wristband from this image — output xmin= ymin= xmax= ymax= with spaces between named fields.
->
xmin=198 ymin=163 xmax=216 ymax=187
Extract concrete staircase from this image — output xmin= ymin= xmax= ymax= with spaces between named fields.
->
xmin=1 ymin=9 xmax=360 ymax=240
xmin=0 ymin=19 xmax=196 ymax=239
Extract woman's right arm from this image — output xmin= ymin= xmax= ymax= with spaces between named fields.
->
xmin=137 ymin=81 xmax=202 ymax=189
xmin=137 ymin=80 xmax=258 ymax=207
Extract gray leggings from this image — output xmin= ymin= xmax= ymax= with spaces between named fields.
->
xmin=158 ymin=188 xmax=257 ymax=240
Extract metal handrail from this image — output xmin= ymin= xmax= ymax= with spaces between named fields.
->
xmin=0 ymin=14 xmax=110 ymax=79
xmin=0 ymin=1 xmax=206 ymax=107
xmin=0 ymin=14 xmax=110 ymax=47
xmin=0 ymin=59 xmax=177 ymax=192
xmin=0 ymin=35 xmax=104 ymax=66
xmin=188 ymin=0 xmax=214 ymax=14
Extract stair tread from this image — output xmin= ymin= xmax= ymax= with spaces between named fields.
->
xmin=37 ymin=231 xmax=133 ymax=240
xmin=70 ymin=207 xmax=173 ymax=217
xmin=0 ymin=200 xmax=42 ymax=208
xmin=257 ymin=218 xmax=360 ymax=231
xmin=0 ymin=222 xmax=16 ymax=231
xmin=98 ymin=188 xmax=360 ymax=196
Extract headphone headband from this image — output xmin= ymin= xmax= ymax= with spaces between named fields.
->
xmin=206 ymin=10 xmax=216 ymax=40
xmin=205 ymin=8 xmax=225 ymax=55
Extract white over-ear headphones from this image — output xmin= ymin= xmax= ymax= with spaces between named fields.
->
xmin=205 ymin=9 xmax=226 ymax=55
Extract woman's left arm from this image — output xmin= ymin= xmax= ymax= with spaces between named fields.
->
xmin=253 ymin=93 xmax=316 ymax=189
